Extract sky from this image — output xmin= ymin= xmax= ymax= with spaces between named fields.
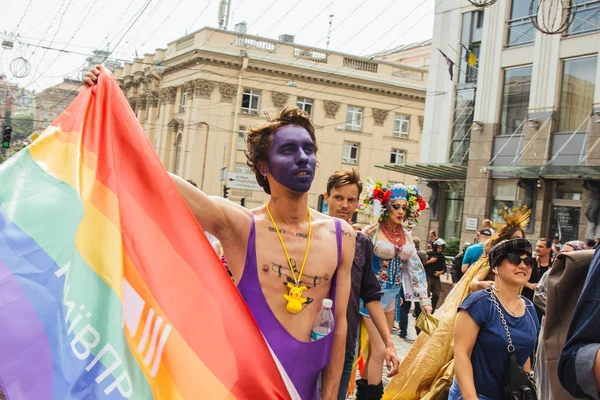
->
xmin=0 ymin=0 xmax=435 ymax=92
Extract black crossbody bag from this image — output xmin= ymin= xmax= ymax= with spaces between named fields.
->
xmin=486 ymin=288 xmax=538 ymax=400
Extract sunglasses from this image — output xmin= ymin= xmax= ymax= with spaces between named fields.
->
xmin=505 ymin=252 xmax=533 ymax=268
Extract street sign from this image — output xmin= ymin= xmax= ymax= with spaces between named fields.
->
xmin=28 ymin=132 xmax=40 ymax=142
xmin=225 ymin=171 xmax=262 ymax=191
xmin=465 ymin=217 xmax=478 ymax=231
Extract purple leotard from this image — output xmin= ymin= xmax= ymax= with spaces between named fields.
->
xmin=237 ymin=215 xmax=342 ymax=400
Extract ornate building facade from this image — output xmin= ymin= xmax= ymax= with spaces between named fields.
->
xmin=112 ymin=26 xmax=429 ymax=230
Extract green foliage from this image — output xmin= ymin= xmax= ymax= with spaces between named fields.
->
xmin=443 ymin=238 xmax=460 ymax=257
xmin=12 ymin=113 xmax=35 ymax=139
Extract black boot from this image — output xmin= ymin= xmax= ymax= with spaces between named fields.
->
xmin=355 ymin=379 xmax=368 ymax=400
xmin=366 ymin=382 xmax=384 ymax=400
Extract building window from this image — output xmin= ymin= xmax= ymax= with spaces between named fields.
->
xmin=507 ymin=0 xmax=537 ymax=47
xmin=179 ymin=90 xmax=187 ymax=113
xmin=297 ymin=97 xmax=313 ymax=116
xmin=449 ymin=88 xmax=475 ymax=166
xmin=393 ymin=114 xmax=410 ymax=138
xmin=235 ymin=162 xmax=252 ymax=174
xmin=174 ymin=134 xmax=183 ymax=175
xmin=499 ymin=65 xmax=532 ymax=136
xmin=491 ymin=180 xmax=516 ymax=224
xmin=390 ymin=149 xmax=406 ymax=164
xmin=342 ymin=141 xmax=360 ymax=164
xmin=346 ymin=106 xmax=363 ymax=131
xmin=459 ymin=10 xmax=483 ymax=84
xmin=567 ymin=0 xmax=600 ymax=37
xmin=558 ymin=55 xmax=598 ymax=132
xmin=237 ymin=125 xmax=247 ymax=150
xmin=241 ymin=89 xmax=260 ymax=115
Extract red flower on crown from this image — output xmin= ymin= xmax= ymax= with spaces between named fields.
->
xmin=373 ymin=188 xmax=385 ymax=202
xmin=417 ymin=196 xmax=427 ymax=211
xmin=384 ymin=191 xmax=391 ymax=203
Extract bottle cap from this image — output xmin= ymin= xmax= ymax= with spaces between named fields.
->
xmin=322 ymin=298 xmax=333 ymax=308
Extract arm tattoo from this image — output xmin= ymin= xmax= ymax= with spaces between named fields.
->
xmin=330 ymin=229 xmax=353 ymax=237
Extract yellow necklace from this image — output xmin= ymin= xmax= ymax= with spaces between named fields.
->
xmin=266 ymin=204 xmax=312 ymax=314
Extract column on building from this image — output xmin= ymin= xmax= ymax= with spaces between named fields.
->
xmin=184 ymin=79 xmax=216 ymax=183
xmin=460 ymin=3 xmax=504 ymax=241
xmin=144 ymin=90 xmax=159 ymax=143
xmin=158 ymin=87 xmax=177 ymax=165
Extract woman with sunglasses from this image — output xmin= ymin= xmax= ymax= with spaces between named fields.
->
xmin=450 ymin=238 xmax=540 ymax=400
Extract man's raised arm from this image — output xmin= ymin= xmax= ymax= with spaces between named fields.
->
xmin=84 ymin=67 xmax=251 ymax=242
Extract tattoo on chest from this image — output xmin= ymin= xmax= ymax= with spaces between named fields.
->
xmin=266 ymin=259 xmax=329 ymax=288
xmin=268 ymin=226 xmax=323 ymax=240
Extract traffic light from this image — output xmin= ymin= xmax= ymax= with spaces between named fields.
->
xmin=223 ymin=186 xmax=230 ymax=198
xmin=2 ymin=126 xmax=11 ymax=149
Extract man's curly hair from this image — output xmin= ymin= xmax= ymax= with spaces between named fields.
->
xmin=245 ymin=106 xmax=317 ymax=194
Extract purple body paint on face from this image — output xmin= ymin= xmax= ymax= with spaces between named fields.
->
xmin=267 ymin=125 xmax=316 ymax=193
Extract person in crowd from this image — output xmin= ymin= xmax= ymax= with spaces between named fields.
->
xmin=552 ymin=235 xmax=563 ymax=256
xmin=383 ymin=205 xmax=531 ymax=399
xmin=84 ymin=67 xmax=355 ymax=400
xmin=523 ymin=238 xmax=552 ymax=322
xmin=482 ymin=219 xmax=495 ymax=235
xmin=450 ymin=238 xmax=540 ymax=399
xmin=398 ymin=237 xmax=428 ymax=338
xmin=462 ymin=229 xmax=492 ymax=273
xmin=359 ymin=181 xmax=431 ymax=399
xmin=559 ymin=246 xmax=600 ymax=399
xmin=428 ymin=230 xmax=438 ymax=247
xmin=452 ymin=242 xmax=472 ymax=285
xmin=562 ymin=240 xmax=590 ymax=253
xmin=533 ymin=240 xmax=589 ymax=400
xmin=425 ymin=238 xmax=446 ymax=311
xmin=322 ymin=170 xmax=399 ymax=400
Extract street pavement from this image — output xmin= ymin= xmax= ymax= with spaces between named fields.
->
xmin=347 ymin=312 xmax=418 ymax=399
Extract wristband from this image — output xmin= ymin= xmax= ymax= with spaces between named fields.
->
xmin=419 ymin=298 xmax=432 ymax=307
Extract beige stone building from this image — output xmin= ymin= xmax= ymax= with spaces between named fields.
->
xmin=112 ymin=25 xmax=428 ymax=229
xmin=381 ymin=0 xmax=600 ymax=245
xmin=34 ymin=78 xmax=82 ymax=132
xmin=0 ymin=75 xmax=18 ymax=127
xmin=372 ymin=39 xmax=432 ymax=70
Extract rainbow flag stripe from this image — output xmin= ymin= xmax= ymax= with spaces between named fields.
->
xmin=0 ymin=71 xmax=296 ymax=399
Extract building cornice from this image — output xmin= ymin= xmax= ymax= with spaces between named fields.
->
xmin=161 ymin=54 xmax=425 ymax=101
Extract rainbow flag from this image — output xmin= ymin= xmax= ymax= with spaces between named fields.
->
xmin=0 ymin=70 xmax=297 ymax=399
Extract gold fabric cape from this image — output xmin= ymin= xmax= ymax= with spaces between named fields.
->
xmin=383 ymin=257 xmax=490 ymax=400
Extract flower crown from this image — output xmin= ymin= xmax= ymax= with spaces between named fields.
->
xmin=360 ymin=179 xmax=427 ymax=225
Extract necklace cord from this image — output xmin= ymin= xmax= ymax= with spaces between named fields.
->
xmin=266 ymin=204 xmax=312 ymax=285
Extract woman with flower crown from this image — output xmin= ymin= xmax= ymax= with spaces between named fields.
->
xmin=355 ymin=180 xmax=432 ymax=400
xmin=382 ymin=205 xmax=531 ymax=400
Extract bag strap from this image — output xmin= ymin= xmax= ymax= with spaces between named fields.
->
xmin=486 ymin=287 xmax=515 ymax=353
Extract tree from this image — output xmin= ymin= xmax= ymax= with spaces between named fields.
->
xmin=12 ymin=113 xmax=35 ymax=140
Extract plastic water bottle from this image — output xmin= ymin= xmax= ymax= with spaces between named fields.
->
xmin=311 ymin=299 xmax=334 ymax=341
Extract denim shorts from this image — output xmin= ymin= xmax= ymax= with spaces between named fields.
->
xmin=448 ymin=378 xmax=496 ymax=400
xmin=360 ymin=288 xmax=399 ymax=317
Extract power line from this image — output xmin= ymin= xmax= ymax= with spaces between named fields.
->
xmin=13 ymin=0 xmax=34 ymax=34
xmin=176 ymin=0 xmax=427 ymax=117
xmin=187 ymin=1 xmax=215 ymax=32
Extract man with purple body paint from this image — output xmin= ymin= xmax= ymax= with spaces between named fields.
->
xmin=86 ymin=65 xmax=354 ymax=400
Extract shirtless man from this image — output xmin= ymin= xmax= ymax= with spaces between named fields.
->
xmin=84 ymin=67 xmax=354 ymax=400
